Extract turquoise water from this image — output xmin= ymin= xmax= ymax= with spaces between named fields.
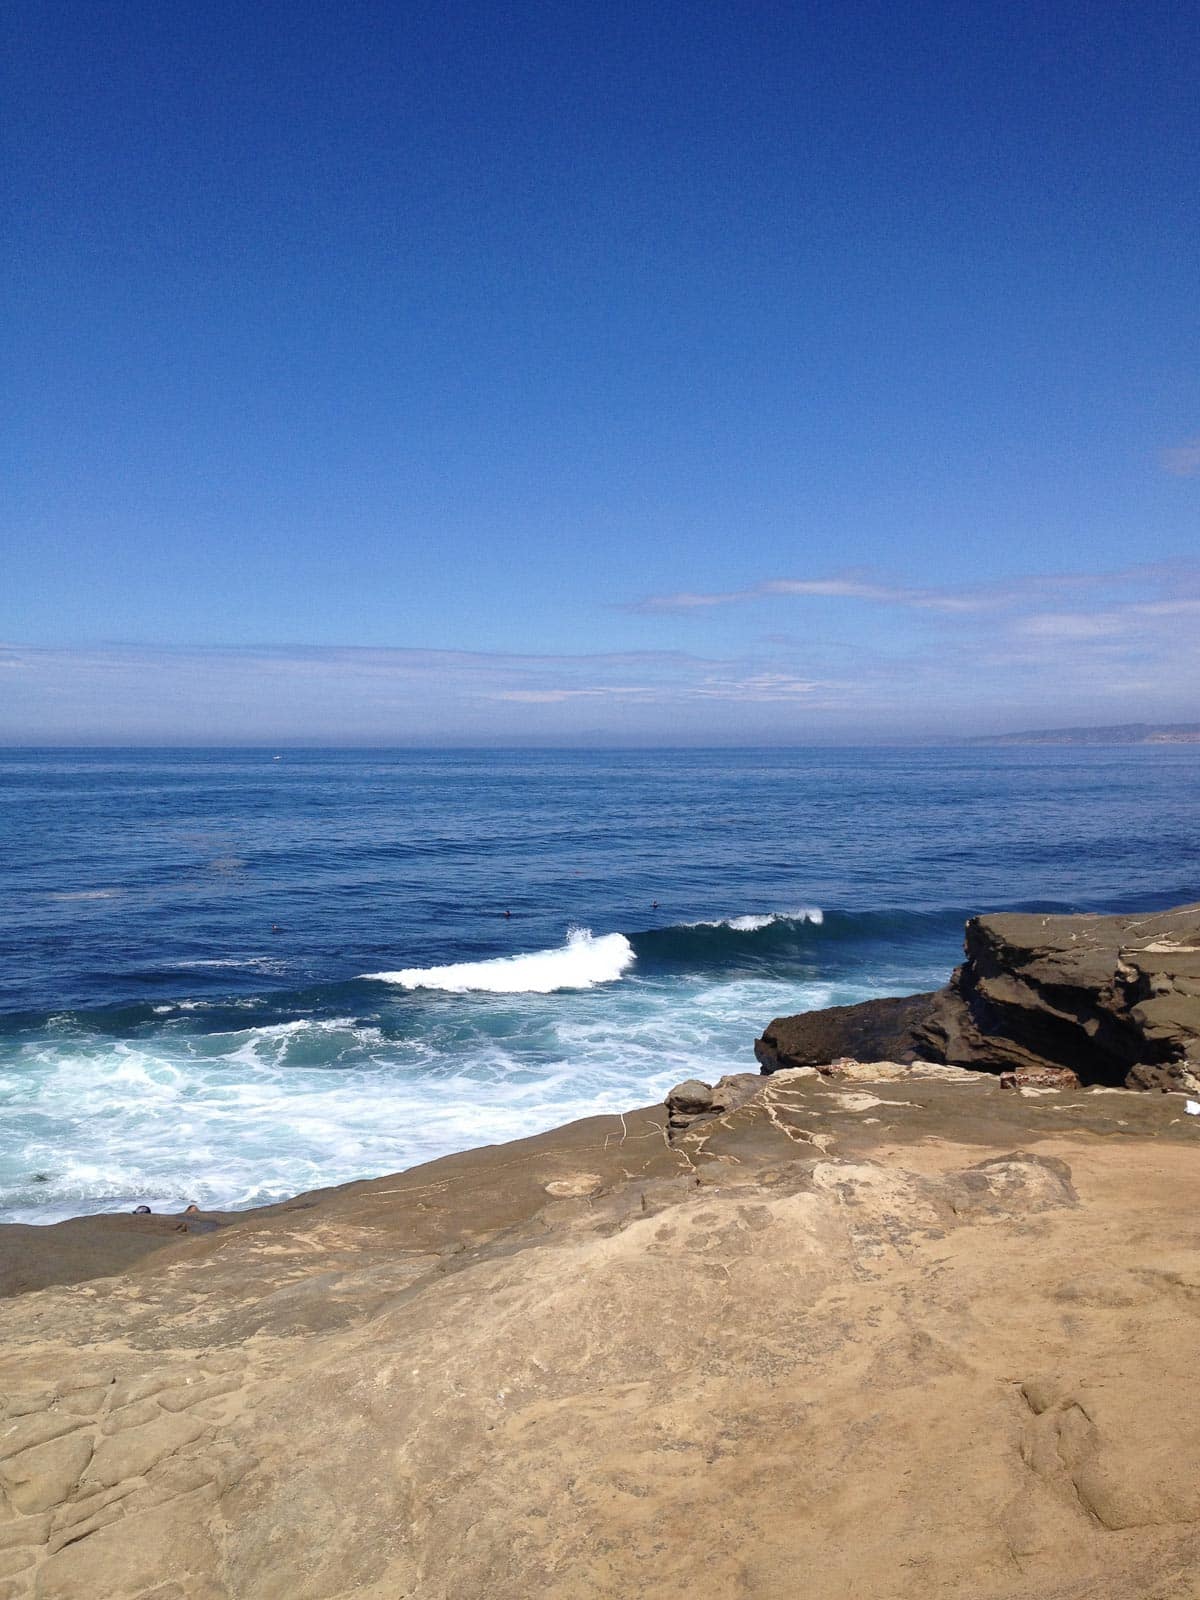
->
xmin=2 ymin=746 xmax=1198 ymax=1220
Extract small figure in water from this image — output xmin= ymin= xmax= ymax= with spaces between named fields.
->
xmin=184 ymin=1203 xmax=200 ymax=1214
xmin=133 ymin=1205 xmax=151 ymax=1215
xmin=652 ymin=901 xmax=659 ymax=910
xmin=503 ymin=909 xmax=512 ymax=919
xmin=271 ymin=923 xmax=281 ymax=933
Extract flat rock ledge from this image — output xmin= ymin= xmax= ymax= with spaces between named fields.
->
xmin=757 ymin=901 xmax=1200 ymax=1091
xmin=2 ymin=1070 xmax=1199 ymax=1600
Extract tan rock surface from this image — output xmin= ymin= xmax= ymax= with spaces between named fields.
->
xmin=2 ymin=1072 xmax=1200 ymax=1598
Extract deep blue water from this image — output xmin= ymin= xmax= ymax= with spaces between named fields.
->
xmin=1 ymin=746 xmax=1197 ymax=1221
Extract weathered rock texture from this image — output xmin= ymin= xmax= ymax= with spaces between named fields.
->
xmin=757 ymin=902 xmax=1200 ymax=1091
xmin=2 ymin=1073 xmax=1200 ymax=1598
xmin=753 ymin=992 xmax=938 ymax=1071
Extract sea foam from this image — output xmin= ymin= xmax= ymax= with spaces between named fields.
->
xmin=0 ymin=964 xmax=938 ymax=1223
xmin=363 ymin=927 xmax=635 ymax=994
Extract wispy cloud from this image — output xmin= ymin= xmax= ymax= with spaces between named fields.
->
xmin=5 ymin=558 xmax=1200 ymax=743
xmin=630 ymin=561 xmax=1200 ymax=621
xmin=633 ymin=590 xmax=745 ymax=610
xmin=490 ymin=686 xmax=659 ymax=704
xmin=631 ymin=572 xmax=1032 ymax=615
xmin=694 ymin=672 xmax=830 ymax=702
xmin=1161 ymin=437 xmax=1200 ymax=477
xmin=629 ymin=577 xmax=925 ymax=613
xmin=1014 ymin=612 xmax=1125 ymax=641
xmin=0 ymin=643 xmax=857 ymax=743
xmin=614 ymin=558 xmax=1200 ymax=734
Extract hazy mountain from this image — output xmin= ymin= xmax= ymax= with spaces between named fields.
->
xmin=965 ymin=723 xmax=1200 ymax=746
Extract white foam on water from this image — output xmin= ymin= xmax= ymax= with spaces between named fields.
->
xmin=363 ymin=927 xmax=635 ymax=994
xmin=683 ymin=908 xmax=825 ymax=931
xmin=0 ymin=967 xmax=934 ymax=1225
xmin=212 ymin=1018 xmax=375 ymax=1041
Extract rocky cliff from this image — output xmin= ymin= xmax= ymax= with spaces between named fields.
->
xmin=757 ymin=902 xmax=1200 ymax=1091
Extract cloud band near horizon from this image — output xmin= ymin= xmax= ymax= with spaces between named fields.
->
xmin=3 ymin=552 xmax=1199 ymax=747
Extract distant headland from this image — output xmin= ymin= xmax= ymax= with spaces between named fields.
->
xmin=963 ymin=721 xmax=1200 ymax=746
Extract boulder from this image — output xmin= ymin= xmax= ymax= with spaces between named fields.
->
xmin=666 ymin=1079 xmax=716 ymax=1115
xmin=664 ymin=1074 xmax=760 ymax=1131
xmin=1124 ymin=1061 xmax=1200 ymax=1094
xmin=754 ymin=993 xmax=939 ymax=1074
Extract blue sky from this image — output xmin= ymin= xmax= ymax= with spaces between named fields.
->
xmin=4 ymin=0 xmax=1198 ymax=742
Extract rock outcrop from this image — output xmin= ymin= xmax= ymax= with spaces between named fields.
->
xmin=753 ymin=992 xmax=938 ymax=1072
xmin=2 ymin=1072 xmax=1200 ymax=1598
xmin=757 ymin=902 xmax=1200 ymax=1091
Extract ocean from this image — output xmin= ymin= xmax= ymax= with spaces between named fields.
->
xmin=2 ymin=745 xmax=1198 ymax=1223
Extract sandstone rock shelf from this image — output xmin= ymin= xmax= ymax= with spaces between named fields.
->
xmin=2 ymin=1062 xmax=1200 ymax=1598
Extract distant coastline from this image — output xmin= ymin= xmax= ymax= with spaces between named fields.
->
xmin=963 ymin=721 xmax=1200 ymax=746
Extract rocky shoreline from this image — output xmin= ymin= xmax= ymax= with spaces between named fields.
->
xmin=2 ymin=906 xmax=1200 ymax=1598
xmin=756 ymin=902 xmax=1200 ymax=1093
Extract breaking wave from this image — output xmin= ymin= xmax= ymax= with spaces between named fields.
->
xmin=683 ymin=908 xmax=824 ymax=932
xmin=362 ymin=927 xmax=636 ymax=994
xmin=361 ymin=910 xmax=833 ymax=994
xmin=0 ymin=906 xmax=964 ymax=1222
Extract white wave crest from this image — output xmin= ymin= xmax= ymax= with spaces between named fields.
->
xmin=684 ymin=907 xmax=824 ymax=932
xmin=363 ymin=928 xmax=635 ymax=994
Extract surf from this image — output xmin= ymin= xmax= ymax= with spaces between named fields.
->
xmin=681 ymin=908 xmax=825 ymax=932
xmin=362 ymin=927 xmax=636 ymax=994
